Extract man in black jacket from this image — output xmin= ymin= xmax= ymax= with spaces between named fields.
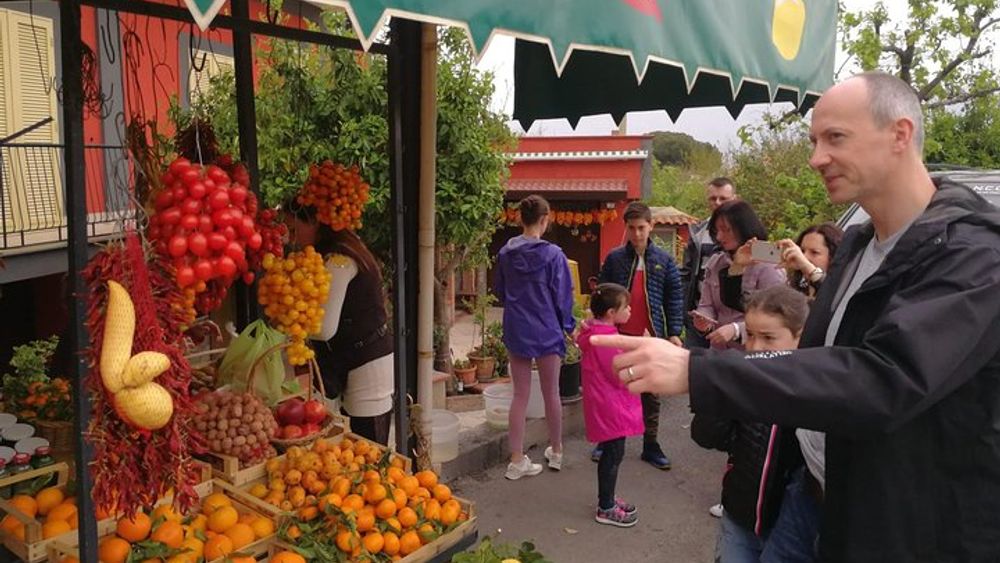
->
xmin=594 ymin=72 xmax=1000 ymax=561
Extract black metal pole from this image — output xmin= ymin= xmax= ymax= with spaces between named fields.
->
xmin=387 ymin=19 xmax=421 ymax=456
xmin=59 ymin=1 xmax=98 ymax=561
xmin=231 ymin=0 xmax=259 ymax=329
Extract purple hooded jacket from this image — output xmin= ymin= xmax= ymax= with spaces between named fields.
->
xmin=495 ymin=235 xmax=576 ymax=358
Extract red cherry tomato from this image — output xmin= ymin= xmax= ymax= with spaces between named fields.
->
xmin=167 ymin=235 xmax=188 ymax=257
xmin=242 ymin=272 xmax=255 ymax=284
xmin=230 ymin=186 xmax=248 ymax=205
xmin=222 ymin=226 xmax=237 ymax=240
xmin=180 ymin=214 xmax=199 ymax=231
xmin=193 ymin=259 xmax=214 ymax=281
xmin=160 ymin=207 xmax=182 ymax=225
xmin=171 ymin=186 xmax=188 ymax=204
xmin=181 ymin=198 xmax=201 ymax=216
xmin=169 ymin=158 xmax=191 ymax=175
xmin=208 ymin=189 xmax=230 ymax=210
xmin=187 ymin=181 xmax=207 ymax=200
xmin=208 ymin=232 xmax=228 ymax=251
xmin=154 ymin=190 xmax=173 ymax=210
xmin=224 ymin=241 xmax=244 ymax=262
xmin=198 ymin=215 xmax=214 ymax=234
xmin=181 ymin=168 xmax=201 ymax=185
xmin=188 ymin=233 xmax=209 ymax=257
xmin=217 ymin=256 xmax=238 ymax=278
xmin=176 ymin=266 xmax=196 ymax=287
xmin=248 ymin=232 xmax=263 ymax=250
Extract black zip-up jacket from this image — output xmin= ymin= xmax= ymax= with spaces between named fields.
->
xmin=689 ymin=179 xmax=1000 ymax=562
xmin=691 ymin=416 xmax=801 ymax=535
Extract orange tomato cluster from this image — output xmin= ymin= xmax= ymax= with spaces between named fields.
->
xmin=0 ymin=487 xmax=79 ymax=542
xmin=251 ymin=437 xmax=467 ymax=561
xmin=94 ymin=492 xmax=274 ymax=563
xmin=258 ymin=247 xmax=331 ymax=365
xmin=298 ymin=161 xmax=370 ymax=231
xmin=14 ymin=378 xmax=72 ymax=421
xmin=501 ymin=206 xmax=618 ymax=228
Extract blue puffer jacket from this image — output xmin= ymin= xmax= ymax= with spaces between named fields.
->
xmin=598 ymin=241 xmax=684 ymax=338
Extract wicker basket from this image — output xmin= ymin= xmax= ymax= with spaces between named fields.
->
xmin=33 ymin=419 xmax=75 ymax=462
xmin=248 ymin=343 xmax=344 ymax=450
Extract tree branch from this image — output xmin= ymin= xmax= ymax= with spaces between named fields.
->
xmin=918 ymin=11 xmax=999 ymax=100
xmin=925 ymin=86 xmax=1000 ymax=109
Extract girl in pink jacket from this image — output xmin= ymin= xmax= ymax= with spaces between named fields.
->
xmin=578 ymin=283 xmax=645 ymax=528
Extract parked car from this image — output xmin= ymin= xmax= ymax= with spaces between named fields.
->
xmin=837 ymin=168 xmax=1000 ymax=230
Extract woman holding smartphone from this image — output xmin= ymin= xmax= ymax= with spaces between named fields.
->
xmin=691 ymin=200 xmax=786 ymax=349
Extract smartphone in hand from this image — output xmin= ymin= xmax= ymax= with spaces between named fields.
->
xmin=751 ymin=240 xmax=782 ymax=264
xmin=689 ymin=310 xmax=718 ymax=329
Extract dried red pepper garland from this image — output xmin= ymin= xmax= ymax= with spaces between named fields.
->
xmin=82 ymin=233 xmax=205 ymax=515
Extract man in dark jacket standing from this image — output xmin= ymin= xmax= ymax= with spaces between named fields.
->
xmin=595 ymin=201 xmax=683 ymax=469
xmin=594 ymin=72 xmax=1000 ymax=562
xmin=680 ymin=177 xmax=737 ymax=349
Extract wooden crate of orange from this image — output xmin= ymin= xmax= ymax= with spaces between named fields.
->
xmin=0 ymin=462 xmax=120 ymax=563
xmin=46 ymin=478 xmax=277 ymax=563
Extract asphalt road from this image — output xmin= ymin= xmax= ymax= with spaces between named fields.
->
xmin=450 ymin=396 xmax=728 ymax=563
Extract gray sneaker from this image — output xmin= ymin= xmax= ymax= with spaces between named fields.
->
xmin=505 ymin=455 xmax=543 ymax=480
xmin=595 ymin=505 xmax=638 ymax=528
xmin=544 ymin=446 xmax=563 ymax=471
xmin=709 ymin=503 xmax=724 ymax=518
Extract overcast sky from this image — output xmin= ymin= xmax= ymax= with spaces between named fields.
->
xmin=474 ymin=0 xmax=911 ymax=151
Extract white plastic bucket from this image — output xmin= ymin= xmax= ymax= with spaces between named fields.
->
xmin=430 ymin=409 xmax=460 ymax=463
xmin=483 ymin=383 xmax=513 ymax=429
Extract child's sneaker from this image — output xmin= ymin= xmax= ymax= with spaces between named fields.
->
xmin=505 ymin=455 xmax=543 ymax=480
xmin=595 ymin=505 xmax=638 ymax=528
xmin=615 ymin=497 xmax=637 ymax=516
xmin=543 ymin=446 xmax=562 ymax=471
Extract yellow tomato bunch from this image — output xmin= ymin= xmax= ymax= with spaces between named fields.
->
xmin=298 ymin=161 xmax=370 ymax=231
xmin=258 ymin=246 xmax=331 ymax=365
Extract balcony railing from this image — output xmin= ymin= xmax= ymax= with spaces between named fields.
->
xmin=0 ymin=125 xmax=134 ymax=253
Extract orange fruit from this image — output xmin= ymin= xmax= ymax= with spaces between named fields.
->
xmin=424 ymin=499 xmax=442 ymax=521
xmin=331 ymin=477 xmax=351 ymax=498
xmin=151 ymin=504 xmax=182 ymax=524
xmin=364 ymin=483 xmax=387 ymax=504
xmin=385 ymin=517 xmax=402 ymax=534
xmin=203 ymin=535 xmax=233 ymax=560
xmin=117 ymin=511 xmax=152 ymax=542
xmin=432 ymin=484 xmax=452 ymax=503
xmin=398 ymin=475 xmax=419 ymax=497
xmin=1 ymin=514 xmax=22 ymax=533
xmin=285 ymin=524 xmax=302 ymax=540
xmin=341 ymin=494 xmax=365 ymax=513
xmin=248 ymin=483 xmax=268 ymax=499
xmin=201 ymin=493 xmax=232 ymax=515
xmin=386 ymin=467 xmax=405 ymax=484
xmin=35 ymin=487 xmax=65 ymax=516
xmin=318 ymin=493 xmax=342 ymax=511
xmin=151 ymin=520 xmax=185 ymax=548
xmin=98 ymin=536 xmax=132 ymax=563
xmin=335 ymin=529 xmax=360 ymax=553
xmin=187 ymin=514 xmax=208 ymax=535
xmin=375 ymin=498 xmax=397 ymax=520
xmin=363 ymin=531 xmax=385 ymax=553
xmin=418 ymin=522 xmax=438 ymax=544
xmin=60 ymin=557 xmax=80 ymax=563
xmin=390 ymin=456 xmax=405 ymax=469
xmin=392 ymin=487 xmax=408 ymax=511
xmin=415 ymin=470 xmax=438 ymax=490
xmin=249 ymin=516 xmax=275 ymax=539
xmin=224 ymin=522 xmax=256 ymax=549
xmin=399 ymin=530 xmax=421 ymax=555
xmin=270 ymin=552 xmax=306 ymax=563
xmin=383 ymin=531 xmax=401 ymax=556
xmin=9 ymin=495 xmax=38 ymax=518
xmin=9 ymin=521 xmax=25 ymax=541
xmin=180 ymin=537 xmax=204 ymax=561
xmin=397 ymin=506 xmax=418 ymax=529
xmin=42 ymin=519 xmax=72 ymax=539
xmin=355 ymin=511 xmax=375 ymax=533
xmin=207 ymin=505 xmax=238 ymax=533
xmin=237 ymin=511 xmax=258 ymax=525
xmin=47 ymin=503 xmax=78 ymax=524
xmin=440 ymin=501 xmax=460 ymax=526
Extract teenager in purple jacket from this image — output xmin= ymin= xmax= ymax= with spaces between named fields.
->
xmin=496 ymin=195 xmax=576 ymax=480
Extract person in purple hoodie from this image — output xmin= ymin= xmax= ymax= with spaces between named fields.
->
xmin=496 ymin=195 xmax=576 ymax=480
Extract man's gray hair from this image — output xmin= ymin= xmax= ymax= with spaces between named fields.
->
xmin=856 ymin=71 xmax=924 ymax=153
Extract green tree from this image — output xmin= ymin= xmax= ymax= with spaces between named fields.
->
xmin=646 ymin=162 xmax=710 ymax=220
xmin=728 ymin=120 xmax=844 ymax=240
xmin=650 ymin=131 xmax=722 ymax=171
xmin=840 ymin=0 xmax=1000 ymax=167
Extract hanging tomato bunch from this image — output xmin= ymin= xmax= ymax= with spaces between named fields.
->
xmin=257 ymin=247 xmax=331 ymax=365
xmin=298 ymin=161 xmax=370 ymax=231
xmin=147 ymin=157 xmax=285 ymax=321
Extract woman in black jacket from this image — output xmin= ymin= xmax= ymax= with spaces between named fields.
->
xmin=691 ymin=285 xmax=809 ymax=562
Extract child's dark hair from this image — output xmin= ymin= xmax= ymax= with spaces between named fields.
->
xmin=590 ymin=283 xmax=629 ymax=318
xmin=519 ymin=195 xmax=550 ymax=226
xmin=745 ymin=285 xmax=809 ymax=334
xmin=623 ymin=201 xmax=652 ymax=223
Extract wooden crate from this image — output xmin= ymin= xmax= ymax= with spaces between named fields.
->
xmin=265 ymin=497 xmax=477 ymax=563
xmin=0 ymin=463 xmax=118 ymax=563
xmin=200 ymin=418 xmax=349 ymax=487
xmin=230 ymin=432 xmax=414 ymax=518
xmin=46 ymin=479 xmax=277 ymax=563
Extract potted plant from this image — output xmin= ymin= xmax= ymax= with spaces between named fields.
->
xmin=466 ymin=294 xmax=498 ymax=382
xmin=559 ymin=300 xmax=586 ymax=402
xmin=481 ymin=320 xmax=507 ymax=380
xmin=2 ymin=335 xmax=74 ymax=457
xmin=453 ymin=357 xmax=479 ymax=386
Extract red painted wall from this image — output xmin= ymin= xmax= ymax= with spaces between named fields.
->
xmin=511 ymin=136 xmax=649 ymax=199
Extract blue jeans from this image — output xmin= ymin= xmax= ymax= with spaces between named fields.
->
xmin=716 ymin=511 xmax=765 ymax=563
xmin=760 ymin=468 xmax=821 ymax=563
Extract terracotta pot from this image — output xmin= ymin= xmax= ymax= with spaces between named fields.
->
xmin=455 ymin=366 xmax=479 ymax=385
xmin=469 ymin=355 xmax=497 ymax=382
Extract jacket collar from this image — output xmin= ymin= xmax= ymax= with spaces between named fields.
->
xmin=625 ymin=239 xmax=657 ymax=260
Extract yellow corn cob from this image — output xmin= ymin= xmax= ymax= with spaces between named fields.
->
xmin=121 ymin=351 xmax=170 ymax=388
xmin=100 ymin=280 xmax=134 ymax=393
xmin=115 ymin=382 xmax=174 ymax=430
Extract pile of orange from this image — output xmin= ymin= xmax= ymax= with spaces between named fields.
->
xmin=257 ymin=246 xmax=331 ymax=366
xmin=297 ymin=161 xmax=370 ymax=231
xmin=0 ymin=486 xmax=79 ymax=541
xmin=93 ymin=493 xmax=274 ymax=563
xmin=248 ymin=437 xmax=467 ymax=561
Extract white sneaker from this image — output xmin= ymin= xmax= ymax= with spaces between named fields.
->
xmin=543 ymin=446 xmax=563 ymax=471
xmin=709 ymin=503 xmax=724 ymax=518
xmin=505 ymin=455 xmax=543 ymax=480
